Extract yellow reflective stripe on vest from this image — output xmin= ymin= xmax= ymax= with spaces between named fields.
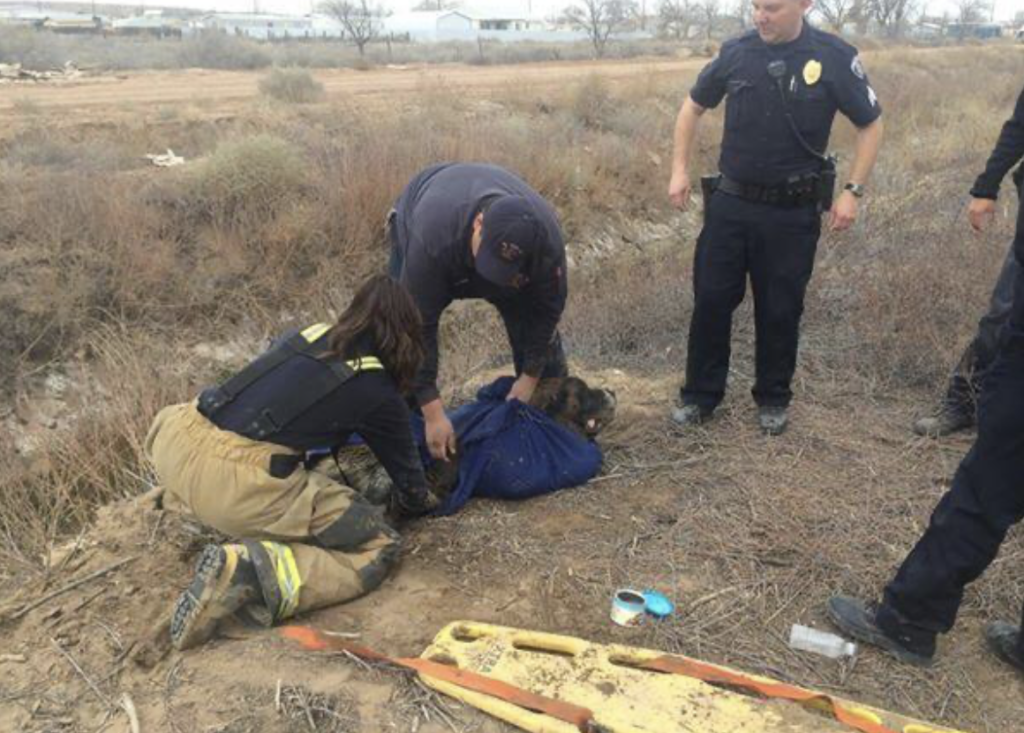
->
xmin=260 ymin=541 xmax=302 ymax=620
xmin=345 ymin=356 xmax=384 ymax=372
xmin=300 ymin=322 xmax=331 ymax=343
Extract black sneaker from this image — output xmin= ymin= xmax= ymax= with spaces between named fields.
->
xmin=670 ymin=404 xmax=713 ymax=428
xmin=826 ymin=596 xmax=934 ymax=667
xmin=757 ymin=406 xmax=788 ymax=436
xmin=171 ymin=544 xmax=261 ymax=651
xmin=984 ymin=621 xmax=1024 ymax=673
xmin=913 ymin=403 xmax=974 ymax=437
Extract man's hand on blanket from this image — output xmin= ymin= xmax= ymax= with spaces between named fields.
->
xmin=506 ymin=374 xmax=540 ymax=404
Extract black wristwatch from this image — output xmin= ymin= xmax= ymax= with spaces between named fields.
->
xmin=843 ymin=182 xmax=865 ymax=198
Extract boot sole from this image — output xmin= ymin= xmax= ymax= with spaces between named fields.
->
xmin=171 ymin=545 xmax=251 ymax=651
xmin=826 ymin=599 xmax=933 ymax=668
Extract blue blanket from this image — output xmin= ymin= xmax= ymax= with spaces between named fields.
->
xmin=414 ymin=377 xmax=603 ymax=515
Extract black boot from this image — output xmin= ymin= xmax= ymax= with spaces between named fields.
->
xmin=826 ymin=596 xmax=935 ymax=667
xmin=984 ymin=622 xmax=1024 ymax=673
xmin=912 ymin=400 xmax=974 ymax=437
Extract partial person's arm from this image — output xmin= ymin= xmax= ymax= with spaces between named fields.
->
xmin=829 ymin=118 xmax=883 ymax=232
xmin=668 ymin=97 xmax=707 ymax=210
xmin=359 ymin=390 xmax=437 ymax=516
xmin=970 ymin=87 xmax=1024 ymax=201
xmin=396 ymin=234 xmax=458 ymax=462
xmin=516 ymin=257 xmax=567 ymax=386
xmin=397 ymin=237 xmax=452 ymax=409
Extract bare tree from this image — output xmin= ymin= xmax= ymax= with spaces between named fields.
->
xmin=658 ymin=0 xmax=695 ymax=39
xmin=563 ymin=0 xmax=638 ymax=58
xmin=815 ymin=0 xmax=856 ymax=31
xmin=866 ymin=0 xmax=916 ymax=37
xmin=954 ymin=0 xmax=990 ymax=37
xmin=697 ymin=0 xmax=720 ymax=39
xmin=321 ymin=0 xmax=384 ymax=56
xmin=733 ymin=0 xmax=752 ymax=29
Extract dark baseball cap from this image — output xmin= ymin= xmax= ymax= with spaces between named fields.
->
xmin=475 ymin=196 xmax=541 ymax=288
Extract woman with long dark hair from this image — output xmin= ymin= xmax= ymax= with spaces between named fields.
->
xmin=146 ymin=275 xmax=438 ymax=650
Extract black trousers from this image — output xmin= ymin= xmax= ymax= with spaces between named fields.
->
xmin=879 ymin=263 xmax=1024 ymax=655
xmin=944 ymin=241 xmax=1020 ymax=415
xmin=682 ymin=192 xmax=820 ymax=410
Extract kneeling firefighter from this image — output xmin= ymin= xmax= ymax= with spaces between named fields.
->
xmin=146 ymin=275 xmax=439 ymax=650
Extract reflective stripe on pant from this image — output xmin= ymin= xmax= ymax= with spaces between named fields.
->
xmin=879 ymin=327 xmax=1024 ymax=651
xmin=145 ymin=402 xmax=400 ymax=619
xmin=682 ymin=192 xmax=820 ymax=409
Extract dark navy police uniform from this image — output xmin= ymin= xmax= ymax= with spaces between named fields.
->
xmin=875 ymin=90 xmax=1024 ymax=657
xmin=682 ymin=22 xmax=881 ymax=410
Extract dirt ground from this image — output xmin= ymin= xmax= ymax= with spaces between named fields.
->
xmin=1 ymin=365 xmax=1022 ymax=732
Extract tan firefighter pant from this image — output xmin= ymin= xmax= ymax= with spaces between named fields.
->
xmin=145 ymin=402 xmax=400 ymax=619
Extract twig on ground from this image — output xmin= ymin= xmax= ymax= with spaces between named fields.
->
xmin=51 ymin=637 xmax=113 ymax=708
xmin=121 ymin=692 xmax=141 ymax=733
xmin=8 ymin=556 xmax=139 ymax=622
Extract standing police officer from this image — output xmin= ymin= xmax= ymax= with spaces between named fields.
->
xmin=827 ymin=87 xmax=1024 ymax=673
xmin=668 ymin=0 xmax=883 ymax=435
xmin=389 ymin=163 xmax=568 ymax=462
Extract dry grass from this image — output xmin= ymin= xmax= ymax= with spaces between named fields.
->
xmin=0 ymin=45 xmax=1023 ymax=730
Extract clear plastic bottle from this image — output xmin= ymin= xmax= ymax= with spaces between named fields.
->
xmin=788 ymin=624 xmax=857 ymax=659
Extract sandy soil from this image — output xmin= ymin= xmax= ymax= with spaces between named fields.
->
xmin=0 ymin=58 xmax=701 ymax=113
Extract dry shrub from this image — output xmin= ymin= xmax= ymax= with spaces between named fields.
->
xmin=185 ymin=134 xmax=308 ymax=223
xmin=0 ymin=326 xmax=196 ymax=573
xmin=571 ymin=74 xmax=614 ymax=130
xmin=258 ymin=67 xmax=326 ymax=104
xmin=176 ymin=31 xmax=271 ymax=70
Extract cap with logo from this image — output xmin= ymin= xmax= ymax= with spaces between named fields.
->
xmin=475 ymin=195 xmax=541 ymax=288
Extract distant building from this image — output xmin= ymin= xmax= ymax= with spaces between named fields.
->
xmin=461 ymin=2 xmax=546 ymax=31
xmin=194 ymin=12 xmax=337 ymax=41
xmin=382 ymin=11 xmax=475 ymax=41
xmin=0 ymin=7 xmax=104 ymax=33
xmin=112 ymin=11 xmax=183 ymax=38
xmin=945 ymin=22 xmax=1004 ymax=39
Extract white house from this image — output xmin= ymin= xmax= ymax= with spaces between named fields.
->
xmin=195 ymin=13 xmax=319 ymax=41
xmin=382 ymin=11 xmax=475 ymax=41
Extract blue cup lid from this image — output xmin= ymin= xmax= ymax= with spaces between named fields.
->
xmin=643 ymin=590 xmax=675 ymax=618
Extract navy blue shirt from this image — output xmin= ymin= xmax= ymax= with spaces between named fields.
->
xmin=392 ymin=163 xmax=567 ymax=406
xmin=690 ymin=22 xmax=881 ymax=186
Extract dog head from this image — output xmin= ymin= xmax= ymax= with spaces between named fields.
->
xmin=531 ymin=376 xmax=617 ymax=439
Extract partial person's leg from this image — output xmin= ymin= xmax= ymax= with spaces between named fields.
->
xmin=748 ymin=204 xmax=819 ymax=411
xmin=831 ymin=326 xmax=1024 ymax=664
xmin=679 ymin=193 xmax=751 ymax=413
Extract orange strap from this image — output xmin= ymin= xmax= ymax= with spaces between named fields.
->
xmin=280 ymin=625 xmax=595 ymax=732
xmin=639 ymin=655 xmax=900 ymax=733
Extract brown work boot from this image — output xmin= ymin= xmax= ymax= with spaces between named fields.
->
xmin=170 ymin=544 xmax=261 ymax=651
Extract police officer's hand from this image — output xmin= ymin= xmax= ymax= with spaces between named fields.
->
xmin=668 ymin=169 xmax=692 ymax=210
xmin=828 ymin=191 xmax=858 ymax=232
xmin=968 ymin=197 xmax=996 ymax=232
xmin=423 ymin=402 xmax=457 ymax=462
xmin=506 ymin=374 xmax=539 ymax=404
